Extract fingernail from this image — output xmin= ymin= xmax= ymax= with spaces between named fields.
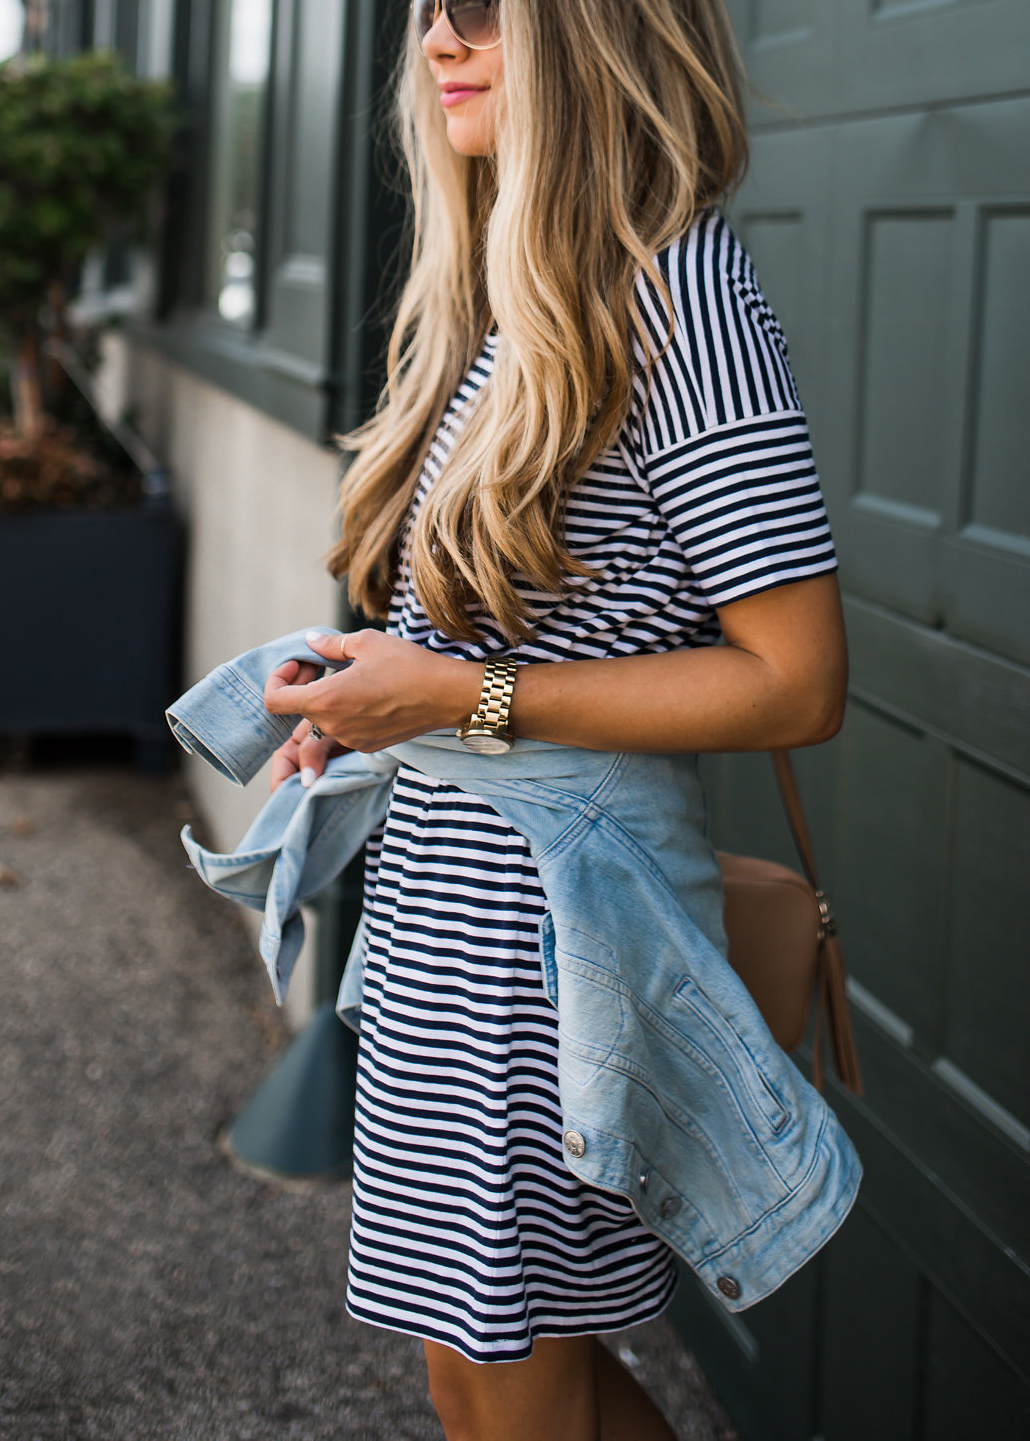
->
xmin=305 ymin=630 xmax=325 ymax=647
xmin=300 ymin=767 xmax=316 ymax=788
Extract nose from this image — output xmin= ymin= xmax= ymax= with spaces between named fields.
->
xmin=421 ymin=4 xmax=467 ymax=60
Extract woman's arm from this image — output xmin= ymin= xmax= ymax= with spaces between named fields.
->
xmin=264 ymin=572 xmax=847 ymax=759
xmin=509 ymin=572 xmax=846 ymax=752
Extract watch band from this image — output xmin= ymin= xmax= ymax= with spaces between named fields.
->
xmin=457 ymin=657 xmax=518 ymax=750
xmin=472 ymin=657 xmax=517 ymax=734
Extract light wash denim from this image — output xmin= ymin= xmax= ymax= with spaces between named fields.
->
xmin=167 ymin=628 xmax=862 ymax=1313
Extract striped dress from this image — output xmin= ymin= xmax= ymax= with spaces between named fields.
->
xmin=344 ymin=210 xmax=837 ymax=1362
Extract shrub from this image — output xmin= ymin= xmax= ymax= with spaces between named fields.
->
xmin=0 ymin=50 xmax=176 ymax=439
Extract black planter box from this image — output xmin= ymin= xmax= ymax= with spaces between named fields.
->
xmin=0 ymin=502 xmax=181 ymax=770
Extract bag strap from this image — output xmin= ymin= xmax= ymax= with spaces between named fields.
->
xmin=770 ymin=751 xmax=864 ymax=1097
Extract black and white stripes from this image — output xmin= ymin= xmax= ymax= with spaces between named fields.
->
xmin=632 ymin=209 xmax=801 ymax=435
xmin=344 ymin=210 xmax=837 ymax=1362
xmin=346 ymin=775 xmax=678 ymax=1361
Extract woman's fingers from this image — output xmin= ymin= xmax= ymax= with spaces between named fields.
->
xmin=269 ymin=733 xmax=301 ymax=792
xmin=264 ymin=659 xmax=325 ymax=714
xmin=296 ymin=728 xmax=336 ymax=788
xmin=269 ymin=719 xmax=341 ymax=792
xmin=264 ymin=635 xmax=360 ymax=720
xmin=272 ymin=658 xmax=324 ymax=685
xmin=305 ymin=629 xmax=351 ymax=662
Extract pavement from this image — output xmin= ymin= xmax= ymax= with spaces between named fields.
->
xmin=0 ymin=753 xmax=740 ymax=1441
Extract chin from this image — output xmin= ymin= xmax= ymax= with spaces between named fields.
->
xmin=440 ymin=104 xmax=498 ymax=156
xmin=444 ymin=119 xmax=496 ymax=158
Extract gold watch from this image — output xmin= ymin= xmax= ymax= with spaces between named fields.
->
xmin=457 ymin=657 xmax=518 ymax=754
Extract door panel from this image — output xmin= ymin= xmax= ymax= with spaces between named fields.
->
xmin=722 ymin=0 xmax=838 ymax=122
xmin=820 ymin=1206 xmax=921 ymax=1441
xmin=943 ymin=199 xmax=1030 ymax=665
xmin=835 ymin=0 xmax=1030 ymax=113
xmin=731 ymin=0 xmax=1030 ymax=122
xmin=923 ymin=1289 xmax=1030 ymax=1440
xmin=843 ymin=598 xmax=1030 ymax=780
xmin=696 ymin=7 xmax=1030 ymax=1436
xmin=967 ymin=210 xmax=1030 ymax=541
xmin=943 ymin=758 xmax=1030 ymax=1129
xmin=733 ymin=128 xmax=833 ymax=446
xmin=818 ymin=99 xmax=1030 ymax=661
xmin=856 ymin=211 xmax=956 ymax=523
xmin=834 ymin=704 xmax=947 ymax=1038
xmin=671 ymin=1262 xmax=819 ymax=1441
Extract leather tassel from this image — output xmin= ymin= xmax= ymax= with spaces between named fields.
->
xmin=821 ymin=933 xmax=863 ymax=1095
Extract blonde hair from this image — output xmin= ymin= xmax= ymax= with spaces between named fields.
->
xmin=328 ymin=0 xmax=748 ymax=642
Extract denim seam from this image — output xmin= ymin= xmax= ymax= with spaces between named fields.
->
xmin=673 ymin=974 xmax=789 ymax=1133
xmin=533 ymin=754 xmax=628 ymax=865
xmin=697 ymin=1107 xmax=833 ymax=1264
xmin=596 ymin=1009 xmax=786 ymax=1197
xmin=641 ymin=994 xmax=792 ymax=1179
xmin=560 ymin=1101 xmax=725 ymax=1239
xmin=221 ymin=665 xmax=295 ymax=745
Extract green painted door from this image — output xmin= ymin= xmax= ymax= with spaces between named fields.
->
xmin=673 ymin=5 xmax=1030 ymax=1438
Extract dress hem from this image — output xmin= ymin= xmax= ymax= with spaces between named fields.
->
xmin=343 ymin=1267 xmax=680 ymax=1365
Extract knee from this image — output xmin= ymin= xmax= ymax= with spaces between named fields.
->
xmin=425 ymin=1356 xmax=479 ymax=1441
xmin=423 ymin=1335 xmax=600 ymax=1441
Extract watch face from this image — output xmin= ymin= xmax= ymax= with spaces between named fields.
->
xmin=459 ymin=729 xmax=513 ymax=755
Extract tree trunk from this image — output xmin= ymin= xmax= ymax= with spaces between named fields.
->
xmin=12 ymin=325 xmax=44 ymax=442
xmin=45 ymin=279 xmax=70 ymax=408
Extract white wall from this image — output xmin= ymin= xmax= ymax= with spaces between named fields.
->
xmin=99 ymin=332 xmax=343 ymax=1029
xmin=0 ymin=0 xmax=24 ymax=59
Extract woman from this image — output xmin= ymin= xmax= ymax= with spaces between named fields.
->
xmin=264 ymin=1 xmax=848 ymax=1436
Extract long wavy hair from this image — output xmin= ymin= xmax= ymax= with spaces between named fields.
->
xmin=328 ymin=0 xmax=748 ymax=642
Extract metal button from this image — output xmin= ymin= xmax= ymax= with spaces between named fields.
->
xmin=639 ymin=1170 xmax=650 ymax=1194
xmin=716 ymin=1275 xmax=741 ymax=1299
xmin=562 ymin=1130 xmax=586 ymax=1158
xmin=659 ymin=1196 xmax=682 ymax=1220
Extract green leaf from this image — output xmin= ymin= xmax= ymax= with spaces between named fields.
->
xmin=0 ymin=50 xmax=177 ymax=318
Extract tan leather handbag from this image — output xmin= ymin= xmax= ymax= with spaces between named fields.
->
xmin=717 ymin=751 xmax=863 ymax=1096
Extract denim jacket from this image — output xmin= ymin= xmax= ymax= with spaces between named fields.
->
xmin=167 ymin=629 xmax=862 ymax=1314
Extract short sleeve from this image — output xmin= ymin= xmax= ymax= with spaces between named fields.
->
xmin=627 ymin=211 xmax=837 ymax=608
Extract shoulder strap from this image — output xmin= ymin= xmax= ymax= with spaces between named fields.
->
xmin=771 ymin=750 xmax=820 ymax=889
xmin=770 ymin=751 xmax=864 ymax=1097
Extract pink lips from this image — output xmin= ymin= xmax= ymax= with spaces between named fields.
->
xmin=439 ymin=85 xmax=487 ymax=107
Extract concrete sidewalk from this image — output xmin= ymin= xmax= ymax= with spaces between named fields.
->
xmin=0 ymin=760 xmax=739 ymax=1441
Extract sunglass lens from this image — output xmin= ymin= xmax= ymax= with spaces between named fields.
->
xmin=446 ymin=0 xmax=500 ymax=47
xmin=413 ymin=0 xmax=437 ymax=45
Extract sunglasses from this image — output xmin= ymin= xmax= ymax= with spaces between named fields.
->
xmin=411 ymin=0 xmax=502 ymax=52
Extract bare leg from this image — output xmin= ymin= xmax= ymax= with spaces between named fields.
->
xmin=594 ymin=1338 xmax=678 ymax=1441
xmin=423 ymin=1334 xmax=678 ymax=1441
xmin=424 ymin=1335 xmax=600 ymax=1441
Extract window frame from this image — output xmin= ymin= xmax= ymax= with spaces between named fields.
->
xmin=127 ymin=0 xmax=407 ymax=443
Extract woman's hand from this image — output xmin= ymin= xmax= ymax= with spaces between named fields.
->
xmin=263 ymin=630 xmax=483 ymax=757
xmin=269 ymin=718 xmax=347 ymax=792
xmin=266 ymin=659 xmax=344 ymax=791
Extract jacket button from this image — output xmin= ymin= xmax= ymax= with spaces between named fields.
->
xmin=716 ymin=1275 xmax=741 ymax=1299
xmin=659 ymin=1196 xmax=682 ymax=1220
xmin=639 ymin=1170 xmax=650 ymax=1194
xmin=563 ymin=1130 xmax=586 ymax=1158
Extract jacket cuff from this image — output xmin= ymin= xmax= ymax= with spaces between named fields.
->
xmin=165 ymin=628 xmax=346 ymax=785
xmin=167 ymin=663 xmax=294 ymax=785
